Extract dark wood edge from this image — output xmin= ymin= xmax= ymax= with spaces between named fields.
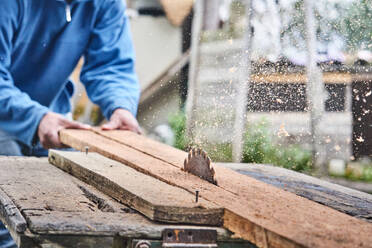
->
xmin=0 ymin=187 xmax=27 ymax=233
xmin=17 ymin=230 xmax=115 ymax=248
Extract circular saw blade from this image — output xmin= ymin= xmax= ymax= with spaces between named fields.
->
xmin=183 ymin=148 xmax=217 ymax=185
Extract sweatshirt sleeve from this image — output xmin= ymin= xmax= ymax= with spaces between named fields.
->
xmin=80 ymin=0 xmax=140 ymax=119
xmin=0 ymin=2 xmax=49 ymax=146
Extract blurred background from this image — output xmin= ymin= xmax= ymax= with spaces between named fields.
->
xmin=71 ymin=0 xmax=372 ymax=191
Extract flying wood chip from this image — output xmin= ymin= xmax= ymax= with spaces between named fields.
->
xmin=183 ymin=148 xmax=217 ymax=185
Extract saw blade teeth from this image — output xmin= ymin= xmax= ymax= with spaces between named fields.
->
xmin=183 ymin=147 xmax=217 ymax=185
xmin=192 ymin=148 xmax=196 ymax=156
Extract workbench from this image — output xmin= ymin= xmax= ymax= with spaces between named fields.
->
xmin=0 ymin=156 xmax=371 ymax=247
xmin=0 ymin=157 xmax=252 ymax=248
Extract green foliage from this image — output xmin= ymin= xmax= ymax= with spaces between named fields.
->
xmin=242 ymin=121 xmax=271 ymax=164
xmin=360 ymin=167 xmax=372 ymax=182
xmin=201 ymin=143 xmax=233 ymax=163
xmin=281 ymin=0 xmax=372 ymax=52
xmin=344 ymin=163 xmax=372 ymax=182
xmin=168 ymin=112 xmax=312 ymax=172
xmin=342 ymin=0 xmax=372 ymax=51
xmin=242 ymin=121 xmax=312 ymax=172
xmin=168 ymin=112 xmax=188 ymax=150
xmin=265 ymin=145 xmax=312 ymax=172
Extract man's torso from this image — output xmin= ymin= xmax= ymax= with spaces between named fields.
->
xmin=7 ymin=0 xmax=97 ymax=108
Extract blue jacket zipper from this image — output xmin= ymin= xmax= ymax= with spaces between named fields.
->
xmin=65 ymin=4 xmax=72 ymax=22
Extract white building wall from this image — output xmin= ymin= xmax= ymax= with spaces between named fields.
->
xmin=130 ymin=16 xmax=182 ymax=90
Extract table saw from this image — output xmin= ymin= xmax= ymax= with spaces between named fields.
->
xmin=1 ymin=155 xmax=371 ymax=248
xmin=0 ymin=156 xmax=256 ymax=248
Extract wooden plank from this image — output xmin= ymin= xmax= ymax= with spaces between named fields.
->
xmin=49 ymin=150 xmax=223 ymax=226
xmin=0 ymin=188 xmax=27 ymax=234
xmin=25 ymin=210 xmax=226 ymax=238
xmin=88 ymin=129 xmax=372 ymax=219
xmin=219 ymin=163 xmax=372 ymax=222
xmin=60 ymin=129 xmax=372 ymax=248
xmin=324 ymin=177 xmax=372 ymax=194
xmin=92 ymin=128 xmax=186 ymax=167
xmin=19 ymin=231 xmax=115 ymax=248
xmin=0 ymin=158 xmax=124 ymax=214
xmin=91 ymin=129 xmax=372 ymax=219
xmin=91 ymin=129 xmax=372 ymax=208
xmin=0 ymin=157 xmax=231 ymax=241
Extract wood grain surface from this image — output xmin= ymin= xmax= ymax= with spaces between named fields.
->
xmin=60 ymin=129 xmax=372 ymax=248
xmin=49 ymin=150 xmax=223 ymax=225
xmin=0 ymin=157 xmax=230 ymax=239
xmin=92 ymin=129 xmax=372 ymax=219
xmin=220 ymin=163 xmax=372 ymax=222
xmin=0 ymin=188 xmax=27 ymax=234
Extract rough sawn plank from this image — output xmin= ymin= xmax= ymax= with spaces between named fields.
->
xmin=90 ymin=129 xmax=372 ymax=222
xmin=60 ymin=129 xmax=372 ymax=248
xmin=219 ymin=163 xmax=372 ymax=222
xmin=49 ymin=150 xmax=223 ymax=225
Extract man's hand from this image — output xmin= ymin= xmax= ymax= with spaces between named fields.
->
xmin=38 ymin=112 xmax=91 ymax=149
xmin=102 ymin=108 xmax=141 ymax=134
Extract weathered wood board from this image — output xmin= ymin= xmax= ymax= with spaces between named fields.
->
xmin=49 ymin=150 xmax=223 ymax=225
xmin=0 ymin=157 xmax=233 ymax=248
xmin=220 ymin=163 xmax=372 ymax=222
xmin=0 ymin=189 xmax=26 ymax=234
xmin=92 ymin=129 xmax=372 ymax=221
xmin=92 ymin=128 xmax=186 ymax=167
xmin=60 ymin=129 xmax=372 ymax=248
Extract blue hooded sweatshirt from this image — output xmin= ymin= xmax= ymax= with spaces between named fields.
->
xmin=0 ymin=0 xmax=140 ymax=146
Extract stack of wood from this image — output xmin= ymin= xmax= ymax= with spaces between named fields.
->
xmin=50 ymin=129 xmax=372 ymax=248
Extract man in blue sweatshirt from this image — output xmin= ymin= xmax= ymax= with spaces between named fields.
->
xmin=0 ymin=0 xmax=140 ymax=246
